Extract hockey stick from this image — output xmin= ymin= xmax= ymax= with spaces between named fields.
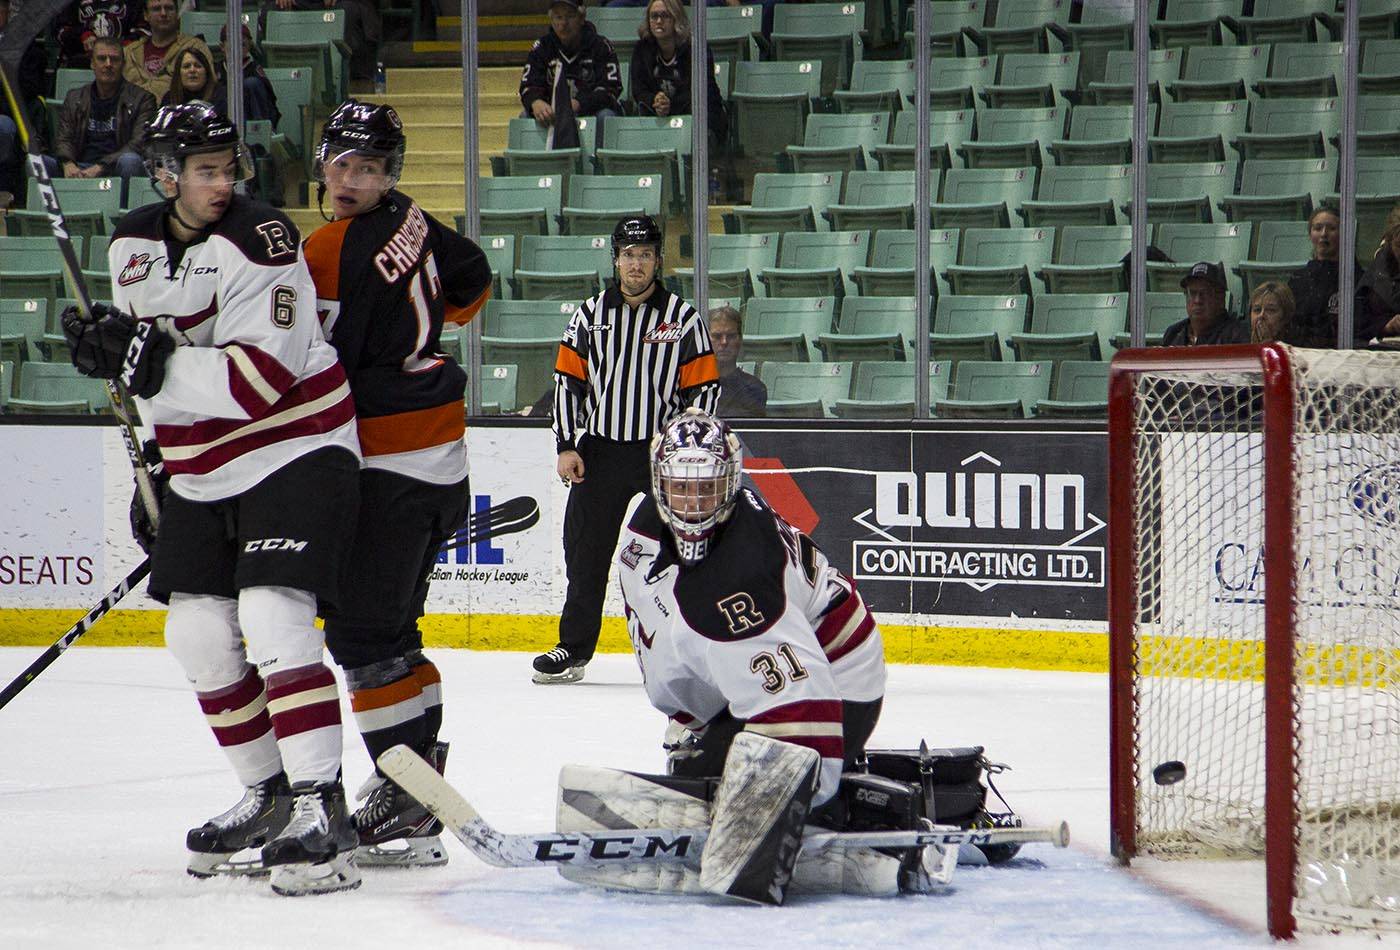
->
xmin=0 ymin=558 xmax=152 ymax=711
xmin=0 ymin=4 xmax=163 ymax=525
xmin=378 ymin=745 xmax=1070 ymax=870
xmin=443 ymin=495 xmax=541 ymax=552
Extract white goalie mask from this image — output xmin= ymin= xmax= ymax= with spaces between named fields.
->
xmin=650 ymin=408 xmax=744 ymax=567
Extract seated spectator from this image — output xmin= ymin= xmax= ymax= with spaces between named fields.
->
xmin=264 ymin=0 xmax=381 ymax=82
xmin=161 ymin=45 xmax=217 ymax=106
xmin=212 ymin=23 xmax=281 ymax=128
xmin=1355 ymin=205 xmax=1400 ymax=346
xmin=710 ymin=305 xmax=766 ymax=417
xmin=520 ymin=0 xmax=623 ymax=131
xmin=123 ymin=0 xmax=215 ymax=101
xmin=50 ymin=36 xmax=158 ymax=202
xmin=1162 ymin=262 xmax=1249 ymax=346
xmin=0 ymin=0 xmax=47 ymax=199
xmin=55 ymin=0 xmax=144 ymax=69
xmin=606 ymin=0 xmax=777 ymax=39
xmin=1248 ymin=281 xmax=1296 ymax=344
xmin=629 ymin=0 xmax=728 ymax=142
xmin=1287 ymin=202 xmax=1363 ymax=348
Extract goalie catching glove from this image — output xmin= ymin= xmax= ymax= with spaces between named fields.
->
xmin=62 ymin=302 xmax=174 ymax=399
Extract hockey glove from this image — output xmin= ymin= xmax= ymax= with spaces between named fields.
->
xmin=663 ymin=719 xmax=707 ymax=774
xmin=62 ymin=302 xmax=175 ymax=399
xmin=129 ymin=440 xmax=169 ymax=556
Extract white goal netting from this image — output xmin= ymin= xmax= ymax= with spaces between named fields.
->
xmin=1124 ymin=347 xmax=1400 ymax=931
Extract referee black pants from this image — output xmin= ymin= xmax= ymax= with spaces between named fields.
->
xmin=558 ymin=436 xmax=651 ymax=660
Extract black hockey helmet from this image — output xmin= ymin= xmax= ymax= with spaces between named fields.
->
xmin=314 ymin=99 xmax=406 ymax=187
xmin=144 ymin=102 xmax=251 ymax=183
xmin=612 ymin=214 xmax=663 ymax=258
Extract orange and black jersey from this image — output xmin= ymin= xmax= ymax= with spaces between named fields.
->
xmin=304 ymin=191 xmax=492 ymax=484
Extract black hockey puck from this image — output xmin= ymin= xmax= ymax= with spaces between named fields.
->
xmin=1152 ymin=760 xmax=1187 ymax=786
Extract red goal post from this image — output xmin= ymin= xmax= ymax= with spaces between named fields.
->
xmin=1108 ymin=343 xmax=1400 ymax=940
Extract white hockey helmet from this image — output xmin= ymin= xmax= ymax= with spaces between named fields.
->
xmin=650 ymin=408 xmax=744 ymax=566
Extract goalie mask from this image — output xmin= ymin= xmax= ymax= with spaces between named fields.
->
xmin=314 ymin=99 xmax=406 ymax=190
xmin=144 ymin=102 xmax=253 ymax=187
xmin=650 ymin=408 xmax=743 ymax=566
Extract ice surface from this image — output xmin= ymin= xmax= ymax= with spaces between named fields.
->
xmin=0 ymin=649 xmax=1384 ymax=948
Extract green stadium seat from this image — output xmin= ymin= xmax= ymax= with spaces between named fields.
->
xmin=729 ymin=172 xmax=843 ymax=235
xmin=182 ymin=10 xmax=257 ymax=52
xmin=759 ymin=360 xmax=854 ymax=417
xmin=1040 ymin=224 xmax=1133 ymax=294
xmin=786 ymin=112 xmax=891 ymax=177
xmin=927 ymin=55 xmax=999 ymax=111
xmin=1220 ymin=158 xmax=1334 ymax=224
xmin=481 ymin=235 xmax=515 ymax=301
xmin=834 ymin=59 xmax=914 ymax=114
xmin=983 ymin=52 xmax=1080 ymax=109
xmin=1145 ymin=160 xmax=1239 ymax=224
xmin=1167 ymin=44 xmax=1271 ymax=102
xmin=493 ymin=116 xmax=588 ymax=183
xmin=1111 ymin=292 xmax=1191 ymax=348
xmin=561 ymin=175 xmax=663 ymax=236
xmin=675 ymin=233 xmax=780 ymax=302
xmin=760 ymin=230 xmax=870 ymax=298
xmin=479 ymin=363 xmax=519 ymax=414
xmin=744 ymin=297 xmax=838 ymax=362
xmin=1048 ymin=103 xmax=1149 ymax=167
xmin=0 ymin=297 xmax=46 ymax=372
xmin=930 ymin=294 xmax=1028 ymax=362
xmin=963 ymin=0 xmax=1072 ymax=56
xmin=1360 ymin=38 xmax=1400 ymax=95
xmin=1235 ymin=97 xmax=1338 ymax=161
xmin=263 ymin=9 xmax=349 ymax=107
xmin=1348 ymin=1 xmax=1400 ymax=43
xmin=958 ymin=105 xmax=1066 ymax=169
xmin=1010 ymin=292 xmax=1126 ymax=363
xmin=1058 ymin=3 xmax=1132 ymax=87
xmin=123 ymin=175 xmax=167 ymax=211
xmin=8 ymin=360 xmax=105 ymax=414
xmin=9 ymin=178 xmax=120 ymax=241
xmin=706 ymin=5 xmax=764 ymax=78
xmin=1256 ymin=42 xmax=1342 ymax=99
xmin=51 ymin=68 xmax=91 ymax=103
xmin=1153 ymin=222 xmax=1252 ymax=302
xmin=480 ymin=337 xmax=558 ymax=415
xmin=1033 ymin=359 xmax=1110 ymax=417
xmin=770 ymin=2 xmax=865 ymax=99
xmin=1236 ymin=219 xmax=1310 ymax=293
xmin=816 ymin=295 xmax=918 ymax=363
xmin=1226 ymin=0 xmax=1332 ymax=46
xmin=1087 ymin=48 xmax=1183 ymax=105
xmin=936 ymin=359 xmax=1053 ymax=419
xmin=932 ymin=166 xmax=1036 ymax=231
xmin=514 ymin=235 xmax=611 ymax=301
xmin=946 ymin=226 xmax=1055 ymax=296
xmin=479 ymin=175 xmax=564 ymax=239
xmin=729 ymin=60 xmax=823 ymax=171
xmin=260 ymin=68 xmax=313 ymax=168
xmin=832 ymin=360 xmax=952 ymax=419
xmin=850 ymin=228 xmax=959 ymax=298
xmin=480 ymin=298 xmax=577 ymax=339
xmin=586 ymin=6 xmax=642 ymax=56
xmin=0 ymin=235 xmax=82 ymax=311
xmin=827 ymin=170 xmax=919 ymax=232
xmin=1150 ymin=0 xmax=1246 ymax=50
xmin=905 ymin=0 xmax=986 ymax=58
xmin=1151 ymin=100 xmax=1249 ymax=164
xmin=874 ymin=108 xmax=975 ymax=172
xmin=1020 ymin=163 xmax=1132 ymax=228
xmin=596 ymin=115 xmax=692 ymax=213
xmin=0 ymin=359 xmax=11 ymax=406
xmin=1355 ymin=94 xmax=1400 ymax=156
xmin=1351 ymin=155 xmax=1400 ymax=253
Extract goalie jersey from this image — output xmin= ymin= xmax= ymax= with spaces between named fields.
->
xmin=109 ymin=196 xmax=359 ymax=502
xmin=618 ymin=488 xmax=886 ymax=803
xmin=303 ymin=192 xmax=492 ymax=484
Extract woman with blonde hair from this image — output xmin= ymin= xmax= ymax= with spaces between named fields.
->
xmin=1248 ymin=281 xmax=1295 ymax=344
xmin=161 ymin=45 xmax=217 ymax=107
xmin=1356 ymin=203 xmax=1400 ymax=344
xmin=630 ymin=0 xmax=728 ymax=141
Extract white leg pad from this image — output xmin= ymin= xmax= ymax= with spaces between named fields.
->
xmin=237 ymin=586 xmax=323 ymax=674
xmin=164 ymin=593 xmax=247 ymax=690
xmin=789 ymin=842 xmax=902 ymax=897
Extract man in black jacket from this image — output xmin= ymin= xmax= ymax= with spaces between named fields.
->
xmin=1162 ymin=262 xmax=1250 ymax=347
xmin=520 ymin=0 xmax=623 ymax=127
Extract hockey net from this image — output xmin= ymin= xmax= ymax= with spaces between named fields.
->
xmin=1108 ymin=344 xmax=1400 ymax=939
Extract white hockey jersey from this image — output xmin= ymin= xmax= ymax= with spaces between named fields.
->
xmin=618 ymin=487 xmax=886 ymax=804
xmin=109 ymin=196 xmax=360 ymax=502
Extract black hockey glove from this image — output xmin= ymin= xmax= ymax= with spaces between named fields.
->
xmin=62 ymin=302 xmax=175 ymax=399
xmin=129 ymin=440 xmax=169 ymax=556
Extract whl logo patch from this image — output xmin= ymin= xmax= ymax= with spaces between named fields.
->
xmin=118 ymin=253 xmax=156 ymax=286
xmin=620 ymin=538 xmax=645 ymax=569
xmin=644 ymin=322 xmax=684 ymax=344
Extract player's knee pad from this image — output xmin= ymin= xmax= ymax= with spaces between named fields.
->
xmin=164 ymin=593 xmax=247 ymax=690
xmin=237 ymin=585 xmax=322 ymax=675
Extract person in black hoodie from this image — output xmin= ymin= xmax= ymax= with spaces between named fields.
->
xmin=629 ymin=0 xmax=728 ymax=142
xmin=520 ymin=0 xmax=623 ymax=125
xmin=1287 ymin=202 xmax=1362 ymax=348
xmin=1355 ymin=205 xmax=1400 ymax=346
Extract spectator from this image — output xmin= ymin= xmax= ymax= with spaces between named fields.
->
xmin=264 ymin=0 xmax=381 ymax=83
xmin=1355 ymin=205 xmax=1400 ymax=346
xmin=1162 ymin=262 xmax=1249 ymax=346
xmin=161 ymin=45 xmax=217 ymax=106
xmin=1288 ymin=202 xmax=1362 ymax=348
xmin=212 ymin=23 xmax=281 ymax=127
xmin=629 ymin=0 xmax=728 ymax=142
xmin=709 ymin=305 xmax=766 ymax=417
xmin=520 ymin=0 xmax=623 ymax=130
xmin=52 ymin=36 xmax=158 ymax=202
xmin=55 ymin=0 xmax=145 ymax=69
xmin=121 ymin=0 xmax=214 ymax=101
xmin=1247 ymin=281 xmax=1296 ymax=344
xmin=606 ymin=0 xmax=778 ymax=40
xmin=0 ymin=0 xmax=47 ymax=198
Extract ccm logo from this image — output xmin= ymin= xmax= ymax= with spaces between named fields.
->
xmin=854 ymin=788 xmax=890 ymax=807
xmin=243 ymin=538 xmax=308 ymax=553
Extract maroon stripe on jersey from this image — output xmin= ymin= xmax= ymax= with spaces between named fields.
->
xmin=156 ymin=363 xmax=348 ymax=447
xmin=265 ymin=664 xmax=336 ymax=700
xmin=265 ymin=664 xmax=341 ymax=739
xmin=212 ymin=710 xmax=275 ymax=747
xmin=777 ymin=732 xmax=844 ymax=760
xmin=826 ymin=613 xmax=875 ymax=664
xmin=197 ymin=665 xmax=264 ymax=713
xmin=270 ymin=702 xmax=341 ymax=739
xmin=815 ymin=590 xmax=860 ymax=647
xmin=163 ymin=300 xmax=219 ymax=333
xmin=748 ymin=699 xmax=844 ymax=726
xmin=225 ymin=343 xmax=300 ymax=417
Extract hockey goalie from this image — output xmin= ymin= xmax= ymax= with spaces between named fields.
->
xmin=558 ymin=408 xmax=1028 ymax=903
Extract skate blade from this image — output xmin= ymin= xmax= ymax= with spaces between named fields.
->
xmin=269 ymin=853 xmax=362 ymax=896
xmin=188 ymin=849 xmax=271 ymax=879
xmin=531 ymin=666 xmax=585 ymax=685
xmin=355 ymin=835 xmax=449 ymax=869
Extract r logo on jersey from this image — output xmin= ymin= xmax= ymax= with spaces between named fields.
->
xmin=718 ymin=592 xmax=765 ymax=635
xmin=256 ymin=221 xmax=297 ymax=259
xmin=118 ymin=253 xmax=155 ymax=286
xmin=271 ymin=286 xmax=296 ymax=328
xmin=620 ymin=538 xmax=645 ymax=570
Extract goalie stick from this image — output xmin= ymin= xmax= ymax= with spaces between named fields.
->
xmin=377 ymin=744 xmax=1070 ymax=870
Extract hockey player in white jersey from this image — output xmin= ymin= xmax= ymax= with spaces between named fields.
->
xmin=60 ymin=102 xmax=364 ymax=896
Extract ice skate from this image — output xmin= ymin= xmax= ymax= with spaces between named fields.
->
xmin=186 ymin=772 xmax=293 ymax=878
xmin=354 ymin=742 xmax=449 ymax=868
xmin=262 ymin=780 xmax=361 ymax=896
xmin=532 ymin=645 xmax=586 ymax=684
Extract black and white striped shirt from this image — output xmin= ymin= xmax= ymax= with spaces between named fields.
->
xmin=553 ymin=284 xmax=720 ymax=451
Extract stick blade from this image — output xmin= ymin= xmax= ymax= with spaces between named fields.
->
xmin=376 ymin=744 xmax=513 ymax=867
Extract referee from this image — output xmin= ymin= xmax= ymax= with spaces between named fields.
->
xmin=535 ymin=215 xmax=720 ymax=683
